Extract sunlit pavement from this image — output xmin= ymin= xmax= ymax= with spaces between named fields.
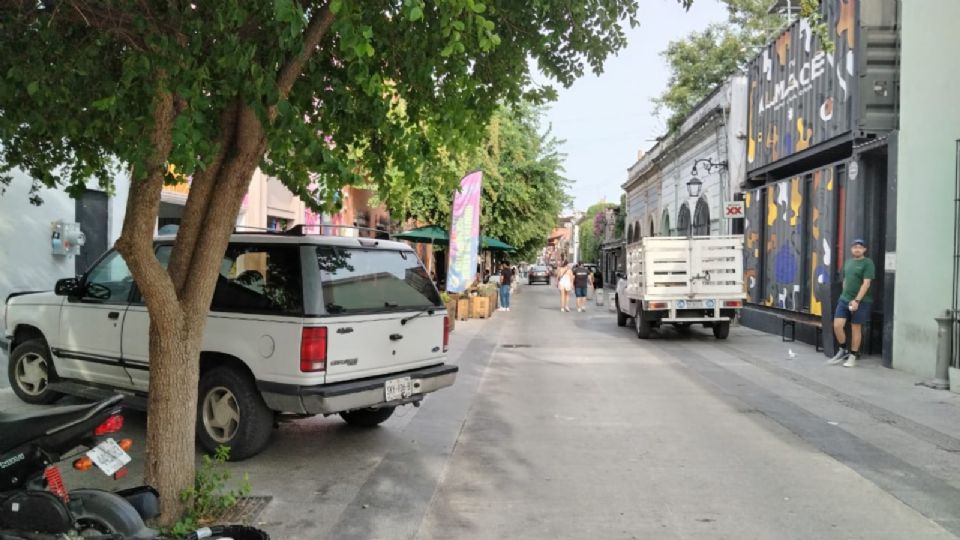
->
xmin=5 ymin=283 xmax=960 ymax=539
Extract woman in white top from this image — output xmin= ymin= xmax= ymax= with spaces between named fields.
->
xmin=556 ymin=261 xmax=574 ymax=312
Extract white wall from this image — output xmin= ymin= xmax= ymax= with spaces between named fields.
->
xmin=0 ymin=170 xmax=128 ymax=337
xmin=891 ymin=1 xmax=960 ymax=377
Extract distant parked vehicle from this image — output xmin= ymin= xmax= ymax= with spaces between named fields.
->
xmin=527 ymin=265 xmax=551 ymax=285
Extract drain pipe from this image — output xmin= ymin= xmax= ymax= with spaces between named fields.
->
xmin=920 ymin=310 xmax=952 ymax=390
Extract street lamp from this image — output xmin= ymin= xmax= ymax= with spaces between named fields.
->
xmin=686 ymin=176 xmax=703 ymax=198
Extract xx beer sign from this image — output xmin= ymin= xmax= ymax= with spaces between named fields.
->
xmin=723 ymin=201 xmax=745 ymax=219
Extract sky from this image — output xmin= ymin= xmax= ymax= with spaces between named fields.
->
xmin=543 ymin=0 xmax=729 ymax=212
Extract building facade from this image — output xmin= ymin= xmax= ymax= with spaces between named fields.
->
xmin=0 ymin=169 xmax=129 ymax=337
xmin=739 ymin=0 xmax=900 ymax=362
xmin=890 ymin=1 xmax=960 ymax=378
xmin=623 ymin=75 xmax=748 ymax=243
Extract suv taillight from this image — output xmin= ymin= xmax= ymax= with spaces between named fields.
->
xmin=443 ymin=316 xmax=450 ymax=353
xmin=300 ymin=327 xmax=327 ymax=372
xmin=94 ymin=415 xmax=124 ymax=436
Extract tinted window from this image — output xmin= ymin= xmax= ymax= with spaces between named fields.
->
xmin=83 ymin=250 xmax=133 ymax=303
xmin=156 ymin=244 xmax=303 ymax=315
xmin=316 ymin=247 xmax=441 ymax=314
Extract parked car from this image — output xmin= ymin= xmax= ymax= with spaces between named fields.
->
xmin=3 ymin=231 xmax=458 ymax=460
xmin=528 ymin=265 xmax=551 ymax=285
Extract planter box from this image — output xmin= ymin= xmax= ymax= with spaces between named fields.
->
xmin=444 ymin=299 xmax=458 ymax=331
xmin=456 ymin=298 xmax=471 ymax=321
xmin=471 ymin=296 xmax=491 ymax=319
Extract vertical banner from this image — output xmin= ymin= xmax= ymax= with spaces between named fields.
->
xmin=446 ymin=171 xmax=483 ymax=292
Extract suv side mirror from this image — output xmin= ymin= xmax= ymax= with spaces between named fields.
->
xmin=54 ymin=277 xmax=81 ymax=297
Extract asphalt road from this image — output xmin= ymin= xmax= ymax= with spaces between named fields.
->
xmin=3 ymin=283 xmax=959 ymax=539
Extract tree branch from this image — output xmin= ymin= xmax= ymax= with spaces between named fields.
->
xmin=271 ymin=2 xmax=335 ymax=119
xmin=115 ymin=76 xmax=179 ymax=315
xmin=166 ymin=100 xmax=241 ymax=297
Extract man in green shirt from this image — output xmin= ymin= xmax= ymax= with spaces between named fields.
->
xmin=828 ymin=239 xmax=876 ymax=367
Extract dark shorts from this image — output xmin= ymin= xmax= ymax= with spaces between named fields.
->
xmin=575 ymin=287 xmax=588 ymax=298
xmin=835 ymin=298 xmax=871 ymax=325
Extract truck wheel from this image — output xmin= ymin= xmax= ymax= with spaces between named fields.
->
xmin=197 ymin=366 xmax=274 ymax=460
xmin=615 ymin=296 xmax=628 ymax=327
xmin=340 ymin=407 xmax=396 ymax=427
xmin=635 ymin=306 xmax=652 ymax=339
xmin=8 ymin=339 xmax=62 ymax=405
xmin=713 ymin=322 xmax=731 ymax=340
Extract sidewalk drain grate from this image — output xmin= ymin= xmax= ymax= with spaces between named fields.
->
xmin=207 ymin=495 xmax=272 ymax=525
xmin=502 ymin=344 xmax=533 ymax=348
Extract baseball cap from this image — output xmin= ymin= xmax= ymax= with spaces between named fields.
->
xmin=851 ymin=238 xmax=866 ymax=247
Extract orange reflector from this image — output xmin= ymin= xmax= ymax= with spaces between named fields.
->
xmin=73 ymin=457 xmax=94 ymax=472
xmin=113 ymin=467 xmax=128 ymax=480
xmin=118 ymin=438 xmax=134 ymax=451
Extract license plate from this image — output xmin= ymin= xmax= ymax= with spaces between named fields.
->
xmin=87 ymin=438 xmax=131 ymax=476
xmin=385 ymin=376 xmax=413 ymax=401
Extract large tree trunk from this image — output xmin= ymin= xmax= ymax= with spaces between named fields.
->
xmin=111 ymin=9 xmax=334 ymax=524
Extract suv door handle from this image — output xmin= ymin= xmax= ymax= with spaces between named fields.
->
xmin=389 ymin=333 xmax=403 ymax=341
xmin=107 ymin=311 xmax=120 ymax=320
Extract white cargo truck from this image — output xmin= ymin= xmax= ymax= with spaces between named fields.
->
xmin=614 ymin=235 xmax=745 ymax=339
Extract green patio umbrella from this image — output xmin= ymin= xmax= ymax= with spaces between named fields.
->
xmin=481 ymin=235 xmax=515 ymax=252
xmin=393 ymin=225 xmax=449 ymax=244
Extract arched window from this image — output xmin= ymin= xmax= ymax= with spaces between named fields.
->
xmin=634 ymin=221 xmax=641 ymax=241
xmin=627 ymin=224 xmax=634 ymax=244
xmin=649 ymin=219 xmax=655 ymax=237
xmin=692 ymin=197 xmax=710 ymax=236
xmin=677 ymin=203 xmax=691 ymax=237
xmin=660 ymin=210 xmax=671 ymax=237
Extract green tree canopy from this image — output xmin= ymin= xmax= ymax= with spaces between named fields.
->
xmin=577 ymin=201 xmax=616 ymax=263
xmin=0 ymin=0 xmax=653 ymax=523
xmin=387 ymin=102 xmax=570 ymax=262
xmin=654 ymin=0 xmax=782 ymax=132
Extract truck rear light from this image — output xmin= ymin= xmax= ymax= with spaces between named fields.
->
xmin=723 ymin=300 xmax=742 ymax=308
xmin=443 ymin=316 xmax=450 ymax=353
xmin=300 ymin=327 xmax=327 ymax=372
xmin=94 ymin=415 xmax=124 ymax=436
xmin=647 ymin=302 xmax=668 ymax=310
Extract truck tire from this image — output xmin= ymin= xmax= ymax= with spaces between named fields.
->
xmin=634 ymin=306 xmax=652 ymax=339
xmin=197 ymin=366 xmax=274 ymax=460
xmin=615 ymin=296 xmax=628 ymax=327
xmin=713 ymin=321 xmax=731 ymax=340
xmin=8 ymin=339 xmax=62 ymax=405
xmin=340 ymin=406 xmax=396 ymax=427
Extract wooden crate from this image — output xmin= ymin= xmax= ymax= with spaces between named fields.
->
xmin=470 ymin=296 xmax=491 ymax=319
xmin=456 ymin=298 xmax=471 ymax=321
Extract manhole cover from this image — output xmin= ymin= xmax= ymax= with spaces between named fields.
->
xmin=207 ymin=495 xmax=273 ymax=525
xmin=501 ymin=344 xmax=533 ymax=348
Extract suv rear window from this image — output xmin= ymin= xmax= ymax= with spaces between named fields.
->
xmin=316 ymin=246 xmax=441 ymax=314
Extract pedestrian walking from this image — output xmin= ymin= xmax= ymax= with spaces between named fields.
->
xmin=556 ymin=260 xmax=574 ymax=312
xmin=572 ymin=262 xmax=593 ymax=312
xmin=498 ymin=262 xmax=514 ymax=312
xmin=828 ymin=239 xmax=876 ymax=368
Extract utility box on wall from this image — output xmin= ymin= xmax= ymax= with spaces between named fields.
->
xmin=51 ymin=221 xmax=85 ymax=256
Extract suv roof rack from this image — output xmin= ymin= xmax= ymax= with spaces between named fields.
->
xmin=284 ymin=224 xmax=391 ymax=238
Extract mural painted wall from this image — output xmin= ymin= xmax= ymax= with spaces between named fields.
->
xmin=743 ymin=164 xmax=838 ymax=316
xmin=746 ymin=0 xmax=858 ymax=170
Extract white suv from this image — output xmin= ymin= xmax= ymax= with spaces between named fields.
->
xmin=2 ymin=231 xmax=456 ymax=459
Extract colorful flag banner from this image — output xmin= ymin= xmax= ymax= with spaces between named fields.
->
xmin=446 ymin=171 xmax=483 ymax=292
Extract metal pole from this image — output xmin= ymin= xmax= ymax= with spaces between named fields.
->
xmin=920 ymin=311 xmax=952 ymax=390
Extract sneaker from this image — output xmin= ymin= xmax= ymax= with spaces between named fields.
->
xmin=843 ymin=354 xmax=858 ymax=368
xmin=828 ymin=347 xmax=849 ymax=365
xmin=506 ymin=308 xmax=511 ymax=312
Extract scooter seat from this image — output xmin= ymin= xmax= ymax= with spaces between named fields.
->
xmin=0 ymin=396 xmax=122 ymax=453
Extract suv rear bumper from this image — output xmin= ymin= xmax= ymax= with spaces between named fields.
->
xmin=256 ymin=364 xmax=458 ymax=415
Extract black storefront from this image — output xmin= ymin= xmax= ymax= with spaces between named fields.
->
xmin=738 ymin=0 xmax=900 ymax=364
